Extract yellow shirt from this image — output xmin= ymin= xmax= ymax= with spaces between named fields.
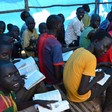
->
xmin=63 ymin=48 xmax=96 ymax=102
xmin=82 ymin=13 xmax=91 ymax=28
xmin=22 ymin=28 xmax=38 ymax=57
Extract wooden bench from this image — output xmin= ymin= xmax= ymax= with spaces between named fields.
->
xmin=53 ymin=84 xmax=103 ymax=112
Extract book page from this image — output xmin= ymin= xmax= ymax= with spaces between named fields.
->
xmin=97 ymin=73 xmax=110 ymax=86
xmin=37 ymin=100 xmax=69 ymax=112
xmin=24 ymin=70 xmax=45 ymax=90
xmin=14 ymin=59 xmax=25 ymax=69
xmin=62 ymin=50 xmax=73 ymax=61
xmin=19 ymin=63 xmax=38 ymax=75
xmin=14 ymin=57 xmax=39 ymax=75
xmin=33 ymin=90 xmax=62 ymax=101
xmin=90 ymin=69 xmax=110 ymax=86
xmin=33 ymin=90 xmax=69 ymax=112
xmin=24 ymin=56 xmax=36 ymax=65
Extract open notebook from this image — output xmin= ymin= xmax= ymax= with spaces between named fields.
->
xmin=33 ymin=89 xmax=69 ymax=112
xmin=14 ymin=57 xmax=45 ymax=90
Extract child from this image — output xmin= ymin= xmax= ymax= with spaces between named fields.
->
xmin=6 ymin=25 xmax=22 ymax=59
xmin=57 ymin=13 xmax=66 ymax=46
xmin=20 ymin=11 xmax=31 ymax=37
xmin=0 ymin=20 xmax=6 ymax=35
xmin=22 ymin=16 xmax=38 ymax=57
xmin=38 ymin=22 xmax=48 ymax=35
xmin=0 ymin=39 xmax=12 ymax=61
xmin=37 ymin=15 xmax=64 ymax=84
xmin=0 ymin=60 xmax=56 ymax=112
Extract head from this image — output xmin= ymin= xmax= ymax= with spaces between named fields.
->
xmin=7 ymin=23 xmax=13 ymax=32
xmin=0 ymin=40 xmax=12 ymax=60
xmin=90 ymin=14 xmax=101 ymax=29
xmin=76 ymin=7 xmax=85 ymax=21
xmin=46 ymin=15 xmax=64 ymax=37
xmin=0 ymin=21 xmax=6 ymax=35
xmin=20 ymin=11 xmax=31 ymax=22
xmin=0 ymin=60 xmax=24 ymax=93
xmin=82 ymin=4 xmax=90 ymax=13
xmin=106 ymin=11 xmax=112 ymax=22
xmin=0 ymin=34 xmax=14 ymax=43
xmin=58 ymin=13 xmax=65 ymax=23
xmin=25 ymin=16 xmax=35 ymax=32
xmin=39 ymin=22 xmax=48 ymax=34
xmin=91 ymin=29 xmax=112 ymax=58
xmin=10 ymin=25 xmax=20 ymax=39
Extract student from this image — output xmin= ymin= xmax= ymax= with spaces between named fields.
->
xmin=63 ymin=29 xmax=112 ymax=111
xmin=65 ymin=7 xmax=84 ymax=47
xmin=82 ymin=4 xmax=91 ymax=28
xmin=20 ymin=11 xmax=31 ymax=37
xmin=22 ymin=16 xmax=38 ymax=57
xmin=6 ymin=25 xmax=22 ymax=59
xmin=7 ymin=23 xmax=13 ymax=33
xmin=0 ymin=60 xmax=56 ymax=112
xmin=0 ymin=36 xmax=50 ymax=111
xmin=38 ymin=22 xmax=48 ymax=35
xmin=97 ymin=30 xmax=112 ymax=63
xmin=37 ymin=15 xmax=64 ymax=84
xmin=79 ymin=14 xmax=100 ymax=48
xmin=57 ymin=13 xmax=66 ymax=46
xmin=10 ymin=25 xmax=22 ymax=59
xmin=99 ymin=11 xmax=112 ymax=30
xmin=0 ymin=20 xmax=6 ymax=35
xmin=0 ymin=40 xmax=12 ymax=61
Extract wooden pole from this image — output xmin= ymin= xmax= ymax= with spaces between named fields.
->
xmin=24 ymin=0 xmax=29 ymax=11
xmin=94 ymin=0 xmax=98 ymax=14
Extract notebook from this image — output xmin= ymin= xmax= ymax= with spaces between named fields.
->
xmin=33 ymin=89 xmax=69 ymax=112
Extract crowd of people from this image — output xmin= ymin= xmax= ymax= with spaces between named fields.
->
xmin=0 ymin=3 xmax=112 ymax=112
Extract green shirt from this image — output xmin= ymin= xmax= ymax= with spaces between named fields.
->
xmin=79 ymin=26 xmax=94 ymax=48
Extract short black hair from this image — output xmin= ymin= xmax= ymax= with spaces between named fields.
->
xmin=0 ymin=60 xmax=12 ymax=77
xmin=91 ymin=29 xmax=112 ymax=42
xmin=46 ymin=15 xmax=62 ymax=30
xmin=58 ymin=13 xmax=65 ymax=23
xmin=0 ymin=21 xmax=6 ymax=32
xmin=107 ymin=11 xmax=112 ymax=22
xmin=20 ymin=11 xmax=30 ymax=21
xmin=76 ymin=7 xmax=84 ymax=12
xmin=7 ymin=24 xmax=13 ymax=32
xmin=0 ymin=39 xmax=12 ymax=48
xmin=82 ymin=4 xmax=90 ymax=12
xmin=39 ymin=22 xmax=46 ymax=33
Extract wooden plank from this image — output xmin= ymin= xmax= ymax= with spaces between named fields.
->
xmin=53 ymin=84 xmax=103 ymax=112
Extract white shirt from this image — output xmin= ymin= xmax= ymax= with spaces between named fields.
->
xmin=65 ymin=16 xmax=84 ymax=45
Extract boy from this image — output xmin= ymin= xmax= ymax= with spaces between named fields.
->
xmin=0 ymin=60 xmax=56 ymax=112
xmin=0 ymin=39 xmax=12 ymax=61
xmin=37 ymin=15 xmax=64 ymax=84
xmin=22 ymin=16 xmax=38 ymax=57
xmin=20 ymin=11 xmax=31 ymax=37
xmin=79 ymin=14 xmax=100 ymax=48
xmin=63 ymin=29 xmax=112 ymax=111
xmin=0 ymin=21 xmax=6 ymax=35
xmin=38 ymin=22 xmax=48 ymax=35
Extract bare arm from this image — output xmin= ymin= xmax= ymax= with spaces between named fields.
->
xmin=17 ymin=100 xmax=56 ymax=111
xmin=78 ymin=72 xmax=104 ymax=95
xmin=54 ymin=65 xmax=63 ymax=82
